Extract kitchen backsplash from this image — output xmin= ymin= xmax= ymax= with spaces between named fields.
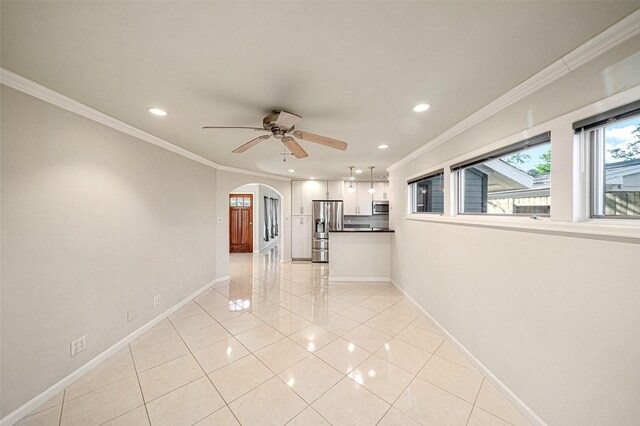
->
xmin=344 ymin=215 xmax=389 ymax=229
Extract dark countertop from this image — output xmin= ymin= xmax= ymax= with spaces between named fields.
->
xmin=331 ymin=228 xmax=395 ymax=233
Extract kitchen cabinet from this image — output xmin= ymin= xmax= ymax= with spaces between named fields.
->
xmin=327 ymin=181 xmax=343 ymax=200
xmin=342 ymin=181 xmax=373 ymax=216
xmin=292 ymin=180 xmax=320 ymax=215
xmin=357 ymin=182 xmax=373 ymax=215
xmin=291 ymin=215 xmax=312 ymax=259
xmin=342 ymin=182 xmax=358 ymax=215
xmin=373 ymin=182 xmax=389 ymax=200
xmin=307 ymin=180 xmax=326 ymax=204
xmin=292 ymin=180 xmax=344 ymax=215
xmin=292 ymin=181 xmax=305 ymax=215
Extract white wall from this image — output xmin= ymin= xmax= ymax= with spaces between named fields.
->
xmin=0 ymin=86 xmax=218 ymax=416
xmin=389 ymin=35 xmax=640 ymax=425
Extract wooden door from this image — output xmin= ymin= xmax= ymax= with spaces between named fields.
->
xmin=229 ymin=194 xmax=253 ymax=253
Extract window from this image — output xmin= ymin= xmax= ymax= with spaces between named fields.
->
xmin=575 ymin=101 xmax=640 ymax=217
xmin=451 ymin=133 xmax=551 ymax=215
xmin=409 ymin=171 xmax=444 ymax=213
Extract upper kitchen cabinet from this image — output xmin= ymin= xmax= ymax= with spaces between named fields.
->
xmin=357 ymin=182 xmax=373 ymax=215
xmin=292 ymin=180 xmax=328 ymax=215
xmin=342 ymin=181 xmax=373 ymax=216
xmin=373 ymin=182 xmax=389 ymax=200
xmin=343 ymin=182 xmax=358 ymax=215
xmin=307 ymin=180 xmax=326 ymax=202
xmin=327 ymin=181 xmax=343 ymax=200
xmin=292 ymin=181 xmax=306 ymax=215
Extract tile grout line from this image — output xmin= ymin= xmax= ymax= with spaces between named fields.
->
xmin=372 ymin=319 xmax=437 ymax=425
xmin=466 ymin=377 xmax=486 ymax=426
xmin=127 ymin=344 xmax=152 ymax=426
xmin=165 ymin=313 xmax=239 ymax=425
xmin=58 ymin=389 xmax=65 ymax=426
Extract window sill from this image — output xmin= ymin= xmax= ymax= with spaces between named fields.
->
xmin=405 ymin=214 xmax=640 ymax=241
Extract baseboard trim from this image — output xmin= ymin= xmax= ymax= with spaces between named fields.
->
xmin=211 ymin=276 xmax=231 ymax=288
xmin=389 ymin=279 xmax=547 ymax=426
xmin=280 ymin=258 xmax=292 ymax=264
xmin=0 ymin=275 xmax=230 ymax=426
xmin=329 ymin=276 xmax=390 ymax=282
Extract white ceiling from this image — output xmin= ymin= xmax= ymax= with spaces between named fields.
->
xmin=2 ymin=1 xmax=639 ymax=180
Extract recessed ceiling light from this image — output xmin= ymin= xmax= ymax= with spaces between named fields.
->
xmin=377 ymin=144 xmax=390 ymax=149
xmin=349 ymin=176 xmax=355 ymax=180
xmin=288 ymin=169 xmax=295 ymax=173
xmin=148 ymin=107 xmax=167 ymax=116
xmin=355 ymin=169 xmax=363 ymax=174
xmin=412 ymin=103 xmax=431 ymax=112
xmin=309 ymin=177 xmax=314 ymax=180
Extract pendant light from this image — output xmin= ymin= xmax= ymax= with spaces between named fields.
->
xmin=347 ymin=166 xmax=356 ymax=193
xmin=368 ymin=166 xmax=376 ymax=194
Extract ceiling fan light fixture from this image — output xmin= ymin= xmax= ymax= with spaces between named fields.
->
xmin=203 ymin=110 xmax=347 ymax=158
xmin=148 ymin=107 xmax=167 ymax=116
xmin=412 ymin=103 xmax=431 ymax=112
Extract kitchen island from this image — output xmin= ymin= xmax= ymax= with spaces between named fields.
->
xmin=328 ymin=229 xmax=394 ymax=281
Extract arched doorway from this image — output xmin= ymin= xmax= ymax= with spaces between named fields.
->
xmin=228 ymin=183 xmax=284 ymax=257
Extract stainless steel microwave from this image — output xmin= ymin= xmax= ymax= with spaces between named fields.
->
xmin=372 ymin=200 xmax=389 ymax=215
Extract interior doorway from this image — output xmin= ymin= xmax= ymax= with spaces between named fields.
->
xmin=229 ymin=193 xmax=253 ymax=253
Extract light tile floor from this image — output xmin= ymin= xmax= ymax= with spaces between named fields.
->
xmin=17 ymin=246 xmax=531 ymax=425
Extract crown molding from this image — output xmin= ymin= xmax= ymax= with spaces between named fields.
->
xmin=563 ymin=8 xmax=640 ymax=71
xmin=387 ymin=8 xmax=640 ymax=173
xmin=0 ymin=68 xmax=290 ymax=182
xmin=216 ymin=164 xmax=290 ymax=181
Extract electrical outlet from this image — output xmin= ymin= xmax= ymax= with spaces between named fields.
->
xmin=127 ymin=308 xmax=137 ymax=322
xmin=217 ymin=217 xmax=223 ymax=224
xmin=153 ymin=295 xmax=160 ymax=306
xmin=70 ymin=335 xmax=87 ymax=357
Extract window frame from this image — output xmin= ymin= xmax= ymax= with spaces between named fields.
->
xmin=585 ymin=112 xmax=640 ymax=220
xmin=452 ymin=133 xmax=551 ymax=217
xmin=408 ymin=169 xmax=445 ymax=214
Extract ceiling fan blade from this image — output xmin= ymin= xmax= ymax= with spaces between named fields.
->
xmin=202 ymin=126 xmax=267 ymax=131
xmin=292 ymin=131 xmax=348 ymax=151
xmin=283 ymin=136 xmax=309 ymax=159
xmin=275 ymin=111 xmax=302 ymax=130
xmin=232 ymin=135 xmax=271 ymax=153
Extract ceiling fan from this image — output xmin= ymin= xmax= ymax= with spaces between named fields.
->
xmin=202 ymin=110 xmax=348 ymax=159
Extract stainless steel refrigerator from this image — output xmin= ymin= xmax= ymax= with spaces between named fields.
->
xmin=312 ymin=200 xmax=344 ymax=263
